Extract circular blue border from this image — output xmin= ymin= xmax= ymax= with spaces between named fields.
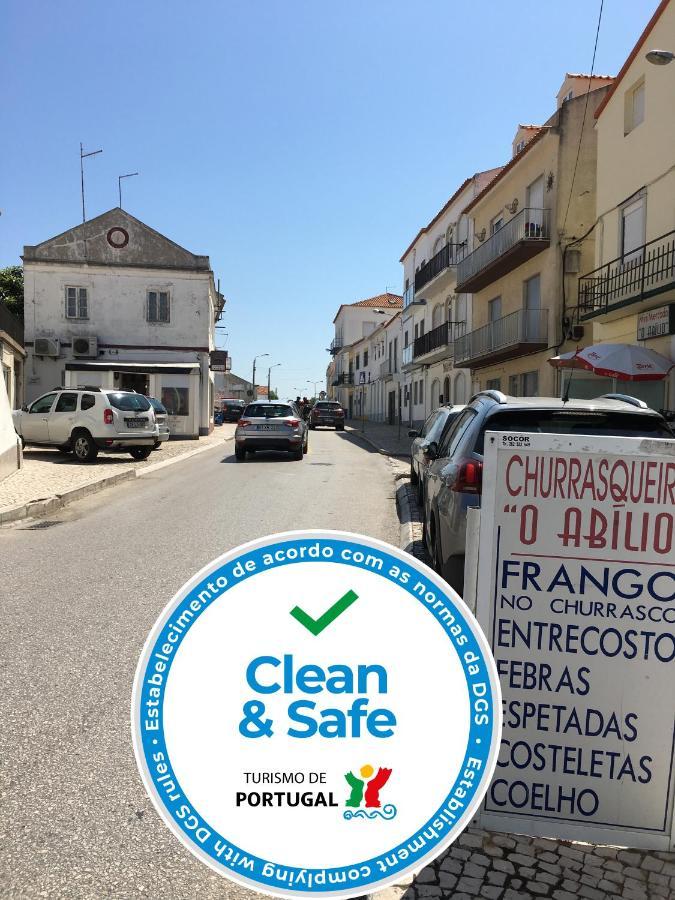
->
xmin=136 ymin=537 xmax=497 ymax=893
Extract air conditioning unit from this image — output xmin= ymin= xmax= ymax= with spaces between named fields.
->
xmin=34 ymin=337 xmax=60 ymax=357
xmin=562 ymin=319 xmax=584 ymax=342
xmin=72 ymin=336 xmax=98 ymax=358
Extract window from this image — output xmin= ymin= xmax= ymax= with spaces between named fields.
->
xmin=414 ymin=324 xmax=419 ymax=340
xmin=66 ymin=287 xmax=88 ymax=319
xmin=490 ymin=215 xmax=504 ymax=235
xmin=30 ymin=393 xmax=57 ymax=414
xmin=54 ymin=392 xmax=78 ymax=413
xmin=413 ymin=381 xmax=418 ymax=405
xmin=562 ymin=89 xmax=573 ymax=103
xmin=355 ymin=354 xmax=360 ymax=370
xmin=364 ymin=350 xmax=368 ymax=366
xmin=107 ymin=393 xmax=151 ymax=412
xmin=419 ymin=320 xmax=425 ymax=337
xmin=162 ymin=387 xmax=189 ymax=416
xmin=393 ymin=337 xmax=398 ymax=372
xmin=509 ymin=371 xmax=539 ymax=397
xmin=438 ymin=408 xmax=476 ymax=458
xmin=621 ymin=194 xmax=646 ymax=263
xmin=242 ymin=403 xmax=293 ymax=418
xmin=419 ymin=380 xmax=424 ymax=403
xmin=147 ymin=290 xmax=170 ymax=323
xmin=404 ymin=331 xmax=409 ymax=348
xmin=421 ymin=411 xmax=440 ymax=438
xmin=486 ymin=378 xmax=502 ymax=391
xmin=515 ymin=140 xmax=526 ymax=154
xmin=624 ymin=78 xmax=645 ymax=134
xmin=488 ymin=297 xmax=502 ymax=323
xmin=80 ymin=393 xmax=96 ymax=411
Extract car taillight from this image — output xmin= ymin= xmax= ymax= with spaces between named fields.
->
xmin=336 ymin=409 xmax=344 ymax=417
xmin=453 ymin=459 xmax=483 ymax=494
xmin=238 ymin=419 xmax=251 ymax=428
xmin=103 ymin=408 xmax=113 ymax=425
xmin=288 ymin=418 xmax=301 ymax=427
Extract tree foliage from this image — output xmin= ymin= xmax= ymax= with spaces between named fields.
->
xmin=0 ymin=266 xmax=23 ymax=318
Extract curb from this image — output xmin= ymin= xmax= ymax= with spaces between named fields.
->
xmin=0 ymin=435 xmax=234 ymax=526
xmin=344 ymin=426 xmax=409 ymax=460
xmin=396 ymin=481 xmax=417 ymax=554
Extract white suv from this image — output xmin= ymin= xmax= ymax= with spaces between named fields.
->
xmin=13 ymin=388 xmax=159 ymax=462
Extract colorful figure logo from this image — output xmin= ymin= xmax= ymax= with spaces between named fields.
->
xmin=343 ymin=765 xmax=397 ymax=821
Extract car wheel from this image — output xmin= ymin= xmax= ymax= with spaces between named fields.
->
xmin=235 ymin=447 xmax=246 ymax=461
xmin=71 ymin=430 xmax=98 ymax=463
xmin=153 ymin=441 xmax=162 ymax=450
xmin=292 ymin=445 xmax=303 ymax=461
xmin=410 ymin=460 xmax=418 ymax=485
xmin=336 ymin=425 xmax=345 ymax=431
xmin=129 ymin=447 xmax=152 ymax=461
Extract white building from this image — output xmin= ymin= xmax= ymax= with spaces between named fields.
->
xmin=0 ymin=302 xmax=25 ymax=410
xmin=399 ymin=169 xmax=502 ymax=428
xmin=328 ymin=293 xmax=403 ymax=416
xmin=23 ymin=209 xmax=224 ymax=438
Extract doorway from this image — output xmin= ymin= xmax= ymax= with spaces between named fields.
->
xmin=118 ymin=372 xmax=149 ymax=395
xmin=388 ymin=390 xmax=396 ymax=425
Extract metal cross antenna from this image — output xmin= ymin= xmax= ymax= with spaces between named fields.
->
xmin=118 ymin=172 xmax=139 ymax=209
xmin=80 ymin=143 xmax=103 ymax=225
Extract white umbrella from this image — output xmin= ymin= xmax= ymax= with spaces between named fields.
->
xmin=549 ymin=344 xmax=674 ymax=382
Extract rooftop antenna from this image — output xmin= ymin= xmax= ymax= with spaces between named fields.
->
xmin=118 ymin=172 xmax=139 ymax=209
xmin=80 ymin=143 xmax=103 ymax=225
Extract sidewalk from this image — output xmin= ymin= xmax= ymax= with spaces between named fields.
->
xmin=0 ymin=424 xmax=236 ymax=523
xmin=344 ymin=419 xmax=412 ymax=459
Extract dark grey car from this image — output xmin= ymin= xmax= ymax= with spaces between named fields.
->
xmin=409 ymin=405 xmax=464 ymax=506
xmin=424 ymin=391 xmax=674 ymax=595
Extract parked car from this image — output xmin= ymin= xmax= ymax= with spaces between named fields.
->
xmin=234 ymin=402 xmax=308 ymax=461
xmin=12 ymin=387 xmax=159 ymax=462
xmin=409 ymin=405 xmax=464 ymax=506
xmin=147 ymin=396 xmax=170 ymax=449
xmin=424 ymin=391 xmax=674 ymax=594
xmin=218 ymin=399 xmax=246 ymax=422
xmin=309 ymin=400 xmax=345 ymax=430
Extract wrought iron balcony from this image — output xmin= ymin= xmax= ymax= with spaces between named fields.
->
xmin=578 ymin=229 xmax=675 ymax=320
xmin=456 ymin=208 xmax=550 ymax=293
xmin=415 ymin=243 xmax=466 ymax=293
xmin=331 ymin=372 xmax=354 ymax=386
xmin=454 ymin=308 xmax=548 ymax=369
xmin=0 ymin=302 xmax=23 ymax=347
xmin=328 ymin=337 xmax=343 ymax=356
xmin=413 ymin=322 xmax=450 ymax=359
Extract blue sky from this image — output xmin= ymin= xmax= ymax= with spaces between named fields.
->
xmin=1 ymin=0 xmax=658 ymax=399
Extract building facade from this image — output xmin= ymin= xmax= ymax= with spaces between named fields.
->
xmin=399 ymin=169 xmax=502 ymax=429
xmin=454 ymin=76 xmax=613 ymax=398
xmin=0 ymin=301 xmax=25 ymax=410
xmin=23 ymin=209 xmax=224 ymax=438
xmin=577 ymin=0 xmax=675 ymax=413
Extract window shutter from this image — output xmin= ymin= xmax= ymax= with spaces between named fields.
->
xmin=79 ymin=288 xmax=88 ymax=318
xmin=148 ymin=291 xmax=157 ymax=321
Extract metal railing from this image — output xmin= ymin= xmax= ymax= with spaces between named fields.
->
xmin=329 ymin=337 xmax=343 ymax=355
xmin=413 ymin=321 xmax=450 ymax=358
xmin=0 ymin=302 xmax=23 ymax=347
xmin=403 ymin=285 xmax=415 ymax=308
xmin=454 ymin=308 xmax=548 ymax=365
xmin=415 ymin=243 xmax=466 ymax=293
xmin=578 ymin=229 xmax=675 ymax=317
xmin=332 ymin=372 xmax=354 ymax=386
xmin=402 ymin=344 xmax=414 ymax=366
xmin=456 ymin=208 xmax=550 ymax=287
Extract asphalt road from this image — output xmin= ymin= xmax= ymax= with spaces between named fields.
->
xmin=0 ymin=428 xmax=400 ymax=899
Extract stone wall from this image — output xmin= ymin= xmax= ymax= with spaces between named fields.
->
xmin=392 ymin=827 xmax=675 ymax=900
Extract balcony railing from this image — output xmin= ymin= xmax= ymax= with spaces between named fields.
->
xmin=454 ymin=308 xmax=548 ymax=368
xmin=0 ymin=302 xmax=23 ymax=347
xmin=578 ymin=230 xmax=675 ymax=319
xmin=414 ymin=243 xmax=466 ymax=293
xmin=332 ymin=372 xmax=354 ymax=386
xmin=403 ymin=285 xmax=415 ymax=308
xmin=456 ymin=208 xmax=550 ymax=293
xmin=328 ymin=337 xmax=343 ymax=356
xmin=402 ymin=344 xmax=414 ymax=366
xmin=413 ymin=322 xmax=450 ymax=358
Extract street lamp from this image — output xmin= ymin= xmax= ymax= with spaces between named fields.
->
xmin=306 ymin=379 xmax=321 ymax=398
xmin=268 ymin=363 xmax=281 ymax=399
xmin=646 ymin=49 xmax=675 ymax=65
xmin=252 ymin=353 xmax=269 ymax=399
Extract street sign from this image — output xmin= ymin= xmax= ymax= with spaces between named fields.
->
xmin=637 ymin=304 xmax=674 ymax=341
xmin=132 ymin=531 xmax=501 ymax=898
xmin=476 ymin=432 xmax=675 ymax=850
xmin=210 ymin=350 xmax=230 ymax=372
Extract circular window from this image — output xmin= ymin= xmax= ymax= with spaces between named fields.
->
xmin=107 ymin=226 xmax=129 ymax=249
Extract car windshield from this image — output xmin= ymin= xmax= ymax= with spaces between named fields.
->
xmin=475 ymin=409 xmax=672 ymax=454
xmin=106 ymin=392 xmax=151 ymax=412
xmin=243 ymin=404 xmax=294 ymax=418
xmin=315 ymin=402 xmax=341 ymax=409
xmin=147 ymin=397 xmax=167 ymax=414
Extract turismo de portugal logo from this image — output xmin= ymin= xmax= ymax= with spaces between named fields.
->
xmin=132 ymin=531 xmax=501 ymax=899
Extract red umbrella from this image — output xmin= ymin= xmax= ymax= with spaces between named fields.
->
xmin=548 ymin=344 xmax=674 ymax=382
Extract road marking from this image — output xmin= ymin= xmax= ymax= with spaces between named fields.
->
xmin=290 ymin=589 xmax=359 ymax=636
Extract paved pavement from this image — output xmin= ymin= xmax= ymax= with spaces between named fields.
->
xmin=0 ymin=429 xmax=400 ymax=899
xmin=0 ymin=426 xmax=236 ymax=515
xmin=342 ymin=419 xmax=413 ymax=458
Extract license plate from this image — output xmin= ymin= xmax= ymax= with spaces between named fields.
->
xmin=257 ymin=424 xmax=280 ymax=431
xmin=126 ymin=418 xmax=147 ymax=428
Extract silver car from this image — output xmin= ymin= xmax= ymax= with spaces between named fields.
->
xmin=147 ymin=397 xmax=170 ymax=449
xmin=409 ymin=405 xmax=464 ymax=506
xmin=234 ymin=402 xmax=308 ymax=461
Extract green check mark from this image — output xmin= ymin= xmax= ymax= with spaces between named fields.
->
xmin=290 ymin=589 xmax=359 ymax=636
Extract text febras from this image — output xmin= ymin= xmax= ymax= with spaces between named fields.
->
xmin=237 ymin=651 xmax=489 ymax=739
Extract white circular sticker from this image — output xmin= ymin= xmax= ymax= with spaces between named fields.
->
xmin=132 ymin=531 xmax=501 ymax=898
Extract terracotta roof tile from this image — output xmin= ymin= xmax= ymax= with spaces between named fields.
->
xmin=565 ymin=72 xmax=615 ymax=81
xmin=332 ymin=293 xmax=402 ymax=324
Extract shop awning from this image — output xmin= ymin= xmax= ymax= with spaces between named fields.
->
xmin=65 ymin=362 xmax=200 ymax=375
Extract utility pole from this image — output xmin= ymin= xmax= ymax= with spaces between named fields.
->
xmin=252 ymin=353 xmax=269 ymax=400
xmin=268 ymin=363 xmax=281 ymax=399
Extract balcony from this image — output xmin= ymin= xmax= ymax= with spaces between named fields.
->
xmin=403 ymin=285 xmax=415 ymax=308
xmin=0 ymin=302 xmax=23 ymax=347
xmin=415 ymin=243 xmax=466 ymax=294
xmin=328 ymin=337 xmax=343 ymax=356
xmin=454 ymin=308 xmax=549 ymax=369
xmin=578 ymin=230 xmax=675 ymax=321
xmin=331 ymin=373 xmax=354 ymax=387
xmin=456 ymin=208 xmax=551 ymax=293
xmin=413 ymin=322 xmax=451 ymax=360
xmin=380 ymin=359 xmax=393 ymax=379
xmin=402 ymin=345 xmax=414 ymax=367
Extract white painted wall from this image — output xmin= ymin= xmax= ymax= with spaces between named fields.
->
xmin=0 ymin=375 xmax=21 ymax=482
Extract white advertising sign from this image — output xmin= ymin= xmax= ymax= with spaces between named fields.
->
xmin=476 ymin=433 xmax=675 ymax=850
xmin=637 ymin=305 xmax=671 ymax=341
xmin=132 ymin=531 xmax=501 ymax=898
